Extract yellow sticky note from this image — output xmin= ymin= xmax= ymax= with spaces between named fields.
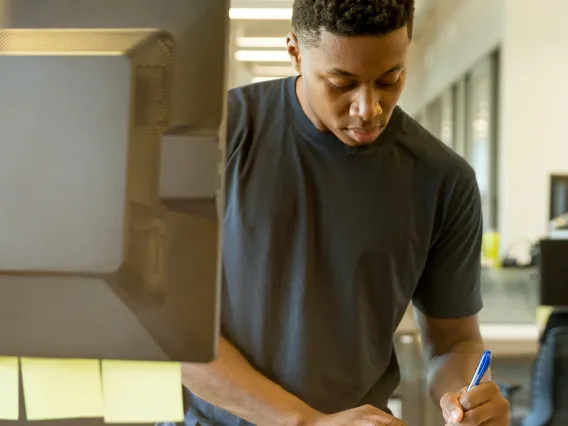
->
xmin=101 ymin=360 xmax=184 ymax=423
xmin=0 ymin=357 xmax=19 ymax=420
xmin=20 ymin=358 xmax=104 ymax=420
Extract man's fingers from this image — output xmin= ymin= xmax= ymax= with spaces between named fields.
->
xmin=444 ymin=398 xmax=510 ymax=426
xmin=459 ymin=382 xmax=501 ymax=411
xmin=440 ymin=392 xmax=464 ymax=423
xmin=350 ymin=405 xmax=406 ymax=426
xmin=460 ymin=401 xmax=494 ymax=425
xmin=359 ymin=405 xmax=405 ymax=425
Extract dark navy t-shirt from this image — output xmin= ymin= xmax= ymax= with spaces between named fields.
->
xmin=179 ymin=77 xmax=483 ymax=425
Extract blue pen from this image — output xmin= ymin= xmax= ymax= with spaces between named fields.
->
xmin=466 ymin=350 xmax=492 ymax=392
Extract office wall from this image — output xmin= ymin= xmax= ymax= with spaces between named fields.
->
xmin=402 ymin=0 xmax=568 ymax=253
xmin=499 ymin=0 xmax=568 ymax=249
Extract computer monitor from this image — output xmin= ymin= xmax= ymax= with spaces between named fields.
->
xmin=0 ymin=0 xmax=230 ymax=363
xmin=550 ymin=174 xmax=568 ymax=220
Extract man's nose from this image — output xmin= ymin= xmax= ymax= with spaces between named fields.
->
xmin=351 ymin=86 xmax=382 ymax=122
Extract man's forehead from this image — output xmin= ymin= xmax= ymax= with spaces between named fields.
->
xmin=309 ymin=27 xmax=410 ymax=74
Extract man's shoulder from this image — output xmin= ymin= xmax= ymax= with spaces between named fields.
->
xmin=396 ymin=107 xmax=476 ymax=182
xmin=228 ymin=78 xmax=288 ymax=114
xmin=226 ymin=78 xmax=291 ymax=160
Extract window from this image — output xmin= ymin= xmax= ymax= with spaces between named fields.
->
xmin=465 ymin=51 xmax=499 ymax=231
xmin=439 ymin=86 xmax=455 ymax=148
xmin=410 ymin=49 xmax=500 ymax=234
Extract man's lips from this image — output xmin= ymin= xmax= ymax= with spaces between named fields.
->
xmin=347 ymin=126 xmax=384 ymax=143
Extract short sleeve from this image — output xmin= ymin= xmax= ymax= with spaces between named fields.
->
xmin=412 ymin=170 xmax=484 ymax=318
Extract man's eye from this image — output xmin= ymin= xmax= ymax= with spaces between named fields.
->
xmin=377 ymin=77 xmax=400 ymax=87
xmin=328 ymin=80 xmax=356 ymax=91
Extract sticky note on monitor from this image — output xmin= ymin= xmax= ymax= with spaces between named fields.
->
xmin=101 ymin=360 xmax=184 ymax=423
xmin=0 ymin=357 xmax=19 ymax=420
xmin=20 ymin=357 xmax=104 ymax=420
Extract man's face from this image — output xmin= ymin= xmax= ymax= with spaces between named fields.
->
xmin=287 ymin=27 xmax=410 ymax=147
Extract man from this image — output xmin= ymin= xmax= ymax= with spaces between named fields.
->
xmin=175 ymin=1 xmax=510 ymax=425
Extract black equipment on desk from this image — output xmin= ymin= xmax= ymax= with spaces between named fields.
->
xmin=550 ymin=174 xmax=568 ymax=220
xmin=539 ymin=238 xmax=568 ymax=307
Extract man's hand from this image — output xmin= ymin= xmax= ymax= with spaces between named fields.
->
xmin=305 ymin=405 xmax=406 ymax=426
xmin=440 ymin=382 xmax=509 ymax=426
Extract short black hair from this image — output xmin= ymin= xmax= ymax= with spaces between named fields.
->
xmin=292 ymin=0 xmax=415 ymax=47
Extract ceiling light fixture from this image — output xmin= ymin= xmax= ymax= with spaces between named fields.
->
xmin=235 ymin=50 xmax=290 ymax=62
xmin=251 ymin=76 xmax=286 ymax=83
xmin=229 ymin=8 xmax=292 ymax=20
xmin=236 ymin=37 xmax=286 ymax=48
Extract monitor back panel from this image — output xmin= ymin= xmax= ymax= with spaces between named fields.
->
xmin=0 ymin=0 xmax=230 ymax=363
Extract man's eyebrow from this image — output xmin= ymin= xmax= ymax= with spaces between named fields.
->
xmin=326 ymin=67 xmax=356 ymax=77
xmin=383 ymin=64 xmax=404 ymax=75
xmin=325 ymin=64 xmax=404 ymax=78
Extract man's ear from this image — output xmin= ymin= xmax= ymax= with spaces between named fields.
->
xmin=286 ymin=32 xmax=302 ymax=74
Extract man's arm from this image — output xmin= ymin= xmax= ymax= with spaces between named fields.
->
xmin=411 ymin=168 xmax=486 ymax=405
xmin=182 ymin=336 xmax=319 ymax=426
xmin=182 ymin=337 xmax=404 ymax=426
xmin=416 ymin=313 xmax=509 ymax=425
xmin=411 ymin=169 xmax=508 ymax=424
xmin=415 ymin=312 xmax=487 ymax=404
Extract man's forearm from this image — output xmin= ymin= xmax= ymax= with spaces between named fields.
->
xmin=426 ymin=338 xmax=488 ymax=404
xmin=182 ymin=336 xmax=320 ymax=426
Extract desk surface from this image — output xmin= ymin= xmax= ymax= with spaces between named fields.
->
xmin=396 ymin=311 xmax=539 ymax=356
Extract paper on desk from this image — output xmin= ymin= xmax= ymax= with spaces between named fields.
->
xmin=101 ymin=360 xmax=184 ymax=423
xmin=20 ymin=357 xmax=104 ymax=420
xmin=0 ymin=357 xmax=19 ymax=420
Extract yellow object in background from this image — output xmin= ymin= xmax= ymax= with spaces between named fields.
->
xmin=482 ymin=231 xmax=501 ymax=268
xmin=536 ymin=305 xmax=554 ymax=331
xmin=20 ymin=357 xmax=104 ymax=420
xmin=0 ymin=357 xmax=19 ymax=420
xmin=101 ymin=360 xmax=184 ymax=424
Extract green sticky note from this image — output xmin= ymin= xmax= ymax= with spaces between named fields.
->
xmin=20 ymin=358 xmax=104 ymax=420
xmin=0 ymin=357 xmax=19 ymax=420
xmin=101 ymin=360 xmax=184 ymax=423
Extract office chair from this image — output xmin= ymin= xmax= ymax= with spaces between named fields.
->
xmin=521 ymin=324 xmax=568 ymax=426
xmin=498 ymin=382 xmax=522 ymax=405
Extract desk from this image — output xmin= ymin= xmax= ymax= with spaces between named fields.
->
xmin=395 ymin=312 xmax=540 ymax=355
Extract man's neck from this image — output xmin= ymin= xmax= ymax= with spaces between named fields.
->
xmin=295 ymin=75 xmax=328 ymax=132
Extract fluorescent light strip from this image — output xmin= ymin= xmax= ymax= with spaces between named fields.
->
xmin=236 ymin=37 xmax=286 ymax=48
xmin=251 ymin=76 xmax=286 ymax=83
xmin=0 ymin=51 xmax=124 ymax=56
xmin=235 ymin=50 xmax=290 ymax=62
xmin=229 ymin=8 xmax=292 ymax=20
